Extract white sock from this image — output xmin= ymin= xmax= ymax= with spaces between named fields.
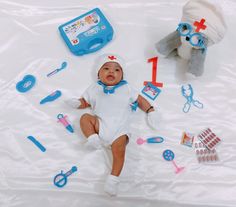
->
xmin=85 ymin=134 xmax=102 ymax=150
xmin=104 ymin=175 xmax=120 ymax=196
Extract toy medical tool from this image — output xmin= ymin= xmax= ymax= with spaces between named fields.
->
xmin=47 ymin=62 xmax=67 ymax=77
xmin=197 ymin=128 xmax=221 ymax=150
xmin=58 ymin=8 xmax=113 ymax=56
xmin=136 ymin=136 xmax=164 ymax=145
xmin=97 ymin=80 xmax=127 ymax=94
xmin=27 ymin=136 xmax=46 ymax=152
xmin=57 ymin=113 xmax=74 ymax=133
xmin=163 ymin=149 xmax=185 ymax=174
xmin=40 ymin=90 xmax=62 ymax=104
xmin=54 ymin=166 xmax=78 ymax=188
xmin=181 ymin=84 xmax=203 ymax=113
xmin=16 ymin=75 xmax=36 ymax=93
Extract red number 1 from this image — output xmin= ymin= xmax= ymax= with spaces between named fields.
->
xmin=143 ymin=57 xmax=163 ymax=87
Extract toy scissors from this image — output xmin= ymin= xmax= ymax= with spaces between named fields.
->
xmin=181 ymin=84 xmax=203 ymax=113
xmin=54 ymin=166 xmax=77 ymax=188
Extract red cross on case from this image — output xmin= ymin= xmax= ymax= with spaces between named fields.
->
xmin=194 ymin=18 xmax=207 ymax=32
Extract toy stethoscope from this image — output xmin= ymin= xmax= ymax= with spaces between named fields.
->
xmin=177 ymin=22 xmax=207 ymax=51
xmin=163 ymin=149 xmax=185 ymax=174
xmin=97 ymin=80 xmax=127 ymax=94
xmin=54 ymin=166 xmax=77 ymax=188
xmin=181 ymin=84 xmax=203 ymax=113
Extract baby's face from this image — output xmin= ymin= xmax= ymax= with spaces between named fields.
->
xmin=98 ymin=62 xmax=123 ymax=86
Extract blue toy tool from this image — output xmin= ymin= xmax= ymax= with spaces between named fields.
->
xmin=97 ymin=80 xmax=127 ymax=94
xmin=16 ymin=75 xmax=36 ymax=93
xmin=163 ymin=149 xmax=185 ymax=174
xmin=137 ymin=136 xmax=164 ymax=145
xmin=40 ymin=90 xmax=62 ymax=104
xmin=57 ymin=114 xmax=74 ymax=133
xmin=181 ymin=84 xmax=203 ymax=113
xmin=47 ymin=62 xmax=67 ymax=77
xmin=27 ymin=136 xmax=46 ymax=152
xmin=54 ymin=166 xmax=78 ymax=188
xmin=58 ymin=8 xmax=114 ymax=56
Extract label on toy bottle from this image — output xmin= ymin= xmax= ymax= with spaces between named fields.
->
xmin=62 ymin=11 xmax=100 ymax=45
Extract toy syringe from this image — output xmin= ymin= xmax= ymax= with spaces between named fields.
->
xmin=57 ymin=113 xmax=74 ymax=133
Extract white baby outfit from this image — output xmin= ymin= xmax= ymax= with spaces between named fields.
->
xmin=82 ymin=81 xmax=139 ymax=147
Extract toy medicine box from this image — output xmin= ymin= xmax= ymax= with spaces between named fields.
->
xmin=58 ymin=8 xmax=114 ymax=56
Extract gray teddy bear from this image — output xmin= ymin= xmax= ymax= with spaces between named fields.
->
xmin=155 ymin=0 xmax=227 ymax=77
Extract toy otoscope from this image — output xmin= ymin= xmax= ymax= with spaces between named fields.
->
xmin=54 ymin=166 xmax=77 ymax=188
xmin=137 ymin=136 xmax=164 ymax=145
xmin=57 ymin=114 xmax=74 ymax=133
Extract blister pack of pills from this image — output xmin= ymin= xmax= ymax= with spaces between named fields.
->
xmin=194 ymin=141 xmax=219 ymax=163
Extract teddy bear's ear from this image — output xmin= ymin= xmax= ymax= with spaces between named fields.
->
xmin=155 ymin=31 xmax=181 ymax=58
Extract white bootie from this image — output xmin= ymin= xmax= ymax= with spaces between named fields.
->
xmin=84 ymin=134 xmax=102 ymax=150
xmin=104 ymin=175 xmax=120 ymax=196
xmin=64 ymin=98 xmax=81 ymax=109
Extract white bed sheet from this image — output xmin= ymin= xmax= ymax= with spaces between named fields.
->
xmin=0 ymin=0 xmax=236 ymax=206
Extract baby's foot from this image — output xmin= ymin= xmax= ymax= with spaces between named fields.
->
xmin=104 ymin=175 xmax=120 ymax=196
xmin=84 ymin=134 xmax=102 ymax=150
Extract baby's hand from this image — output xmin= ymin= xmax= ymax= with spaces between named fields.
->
xmin=64 ymin=98 xmax=81 ymax=109
xmin=147 ymin=108 xmax=161 ymax=130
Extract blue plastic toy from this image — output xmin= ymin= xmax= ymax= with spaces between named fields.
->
xmin=47 ymin=62 xmax=67 ymax=77
xmin=97 ymin=80 xmax=127 ymax=94
xmin=40 ymin=90 xmax=62 ymax=104
xmin=57 ymin=114 xmax=74 ymax=133
xmin=27 ymin=136 xmax=46 ymax=152
xmin=58 ymin=8 xmax=114 ymax=56
xmin=181 ymin=84 xmax=203 ymax=113
xmin=16 ymin=75 xmax=36 ymax=93
xmin=54 ymin=166 xmax=78 ymax=188
xmin=177 ymin=22 xmax=207 ymax=51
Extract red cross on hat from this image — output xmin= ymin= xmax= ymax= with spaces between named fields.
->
xmin=108 ymin=55 xmax=117 ymax=60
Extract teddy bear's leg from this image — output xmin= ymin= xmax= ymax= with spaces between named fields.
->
xmin=155 ymin=31 xmax=181 ymax=57
xmin=188 ymin=48 xmax=207 ymax=76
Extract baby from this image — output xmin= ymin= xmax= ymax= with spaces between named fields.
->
xmin=66 ymin=54 xmax=160 ymax=196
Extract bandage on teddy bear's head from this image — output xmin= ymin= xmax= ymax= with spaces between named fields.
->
xmin=180 ymin=0 xmax=227 ymax=46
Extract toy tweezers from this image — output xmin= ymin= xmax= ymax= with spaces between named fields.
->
xmin=181 ymin=84 xmax=203 ymax=113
